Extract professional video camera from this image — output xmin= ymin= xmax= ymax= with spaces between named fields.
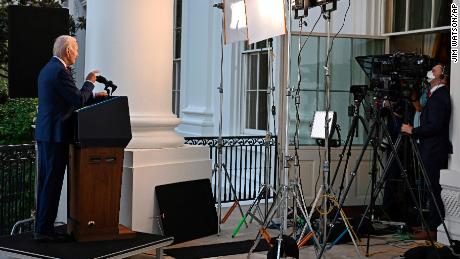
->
xmin=355 ymin=53 xmax=435 ymax=101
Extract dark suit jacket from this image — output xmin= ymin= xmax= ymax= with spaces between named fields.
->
xmin=412 ymin=86 xmax=452 ymax=159
xmin=35 ymin=57 xmax=94 ymax=143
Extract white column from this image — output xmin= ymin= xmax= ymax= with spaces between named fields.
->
xmin=176 ymin=0 xmax=216 ymax=136
xmin=438 ymin=7 xmax=460 ymax=243
xmin=85 ymin=0 xmax=182 ymax=149
xmin=84 ymin=0 xmax=212 ymax=234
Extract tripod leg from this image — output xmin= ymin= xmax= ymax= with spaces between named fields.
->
xmin=221 ymin=201 xmax=238 ymax=224
xmin=293 ymin=187 xmax=322 ymax=253
xmin=276 ymin=233 xmax=283 ymax=259
xmin=232 ymin=186 xmax=265 ymax=237
xmin=317 ymin=121 xmax=378 ymax=259
xmin=222 ymin=164 xmax=249 ymax=228
xmin=326 ymin=206 xmax=362 ymax=258
xmin=356 ymin=135 xmax=403 ymax=232
xmin=340 ymin=209 xmax=362 ymax=258
xmin=365 ymin=126 xmax=380 ymax=257
xmin=336 ymin=133 xmax=356 ymax=203
xmin=253 ymin=203 xmax=265 ymax=225
xmin=374 ymin=129 xmax=441 ymax=258
xmin=331 ymin=115 xmax=358 ymax=189
xmin=410 ymin=137 xmax=454 ymax=246
xmin=248 ymin=188 xmax=285 ymax=257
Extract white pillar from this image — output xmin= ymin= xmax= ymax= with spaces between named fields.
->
xmin=85 ymin=0 xmax=182 ymax=149
xmin=176 ymin=0 xmax=216 ymax=136
xmin=438 ymin=5 xmax=460 ymax=242
xmin=84 ymin=0 xmax=212 ymax=234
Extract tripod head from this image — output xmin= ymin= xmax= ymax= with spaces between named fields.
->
xmin=347 ymin=85 xmax=365 ymax=119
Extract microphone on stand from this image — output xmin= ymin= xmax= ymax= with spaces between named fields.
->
xmin=96 ymin=75 xmax=118 ymax=95
xmin=213 ymin=2 xmax=224 ymax=9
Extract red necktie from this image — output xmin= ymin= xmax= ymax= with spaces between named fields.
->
xmin=427 ymin=91 xmax=432 ymax=98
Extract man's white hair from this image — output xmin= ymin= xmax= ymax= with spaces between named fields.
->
xmin=53 ymin=35 xmax=76 ymax=57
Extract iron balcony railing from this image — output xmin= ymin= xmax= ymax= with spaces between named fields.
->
xmin=184 ymin=135 xmax=278 ymax=203
xmin=0 ymin=136 xmax=279 ymax=235
xmin=0 ymin=144 xmax=36 ymax=236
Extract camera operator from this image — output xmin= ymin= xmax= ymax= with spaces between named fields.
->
xmin=401 ymin=64 xmax=452 ymax=240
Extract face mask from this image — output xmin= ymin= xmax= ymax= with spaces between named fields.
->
xmin=426 ymin=70 xmax=435 ymax=82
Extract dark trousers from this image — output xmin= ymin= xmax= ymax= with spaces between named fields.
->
xmin=36 ymin=141 xmax=68 ymax=234
xmin=382 ymin=143 xmax=414 ymax=224
xmin=421 ymin=152 xmax=447 ymax=230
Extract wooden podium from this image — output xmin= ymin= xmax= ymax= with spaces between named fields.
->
xmin=67 ymin=96 xmax=134 ymax=242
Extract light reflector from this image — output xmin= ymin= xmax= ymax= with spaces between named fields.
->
xmin=245 ymin=0 xmax=286 ymax=44
xmin=223 ymin=0 xmax=248 ymax=44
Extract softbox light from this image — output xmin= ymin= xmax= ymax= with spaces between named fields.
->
xmin=245 ymin=0 xmax=286 ymax=44
xmin=223 ymin=0 xmax=248 ymax=44
xmin=310 ymin=111 xmax=337 ymax=140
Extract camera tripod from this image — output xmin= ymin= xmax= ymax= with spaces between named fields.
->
xmin=330 ymin=94 xmax=371 ymax=205
xmin=317 ymin=106 xmax=455 ymax=259
xmin=321 ymin=94 xmax=384 ymax=256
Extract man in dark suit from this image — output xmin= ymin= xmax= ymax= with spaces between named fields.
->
xmin=35 ymin=35 xmax=107 ymax=241
xmin=401 ymin=64 xmax=452 ymax=240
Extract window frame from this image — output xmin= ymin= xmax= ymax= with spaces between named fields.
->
xmin=289 ymin=32 xmax=386 ymax=145
xmin=241 ymin=45 xmax=272 ymax=135
xmin=172 ymin=0 xmax=182 ymax=117
xmin=383 ymin=0 xmax=451 ymax=35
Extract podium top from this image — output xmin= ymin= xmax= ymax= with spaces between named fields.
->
xmin=74 ymin=96 xmax=132 ymax=147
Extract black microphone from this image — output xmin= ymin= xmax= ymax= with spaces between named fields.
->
xmin=213 ymin=2 xmax=223 ymax=9
xmin=96 ymin=75 xmax=118 ymax=93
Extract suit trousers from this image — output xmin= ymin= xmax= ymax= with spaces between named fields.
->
xmin=421 ymin=151 xmax=447 ymax=230
xmin=36 ymin=141 xmax=68 ymax=234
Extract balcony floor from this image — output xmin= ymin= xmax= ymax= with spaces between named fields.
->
xmin=130 ymin=204 xmax=421 ymax=259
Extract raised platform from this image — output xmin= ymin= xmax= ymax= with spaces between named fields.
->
xmin=0 ymin=226 xmax=173 ymax=259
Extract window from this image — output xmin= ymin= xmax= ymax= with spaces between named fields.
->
xmin=385 ymin=0 xmax=451 ymax=33
xmin=242 ymin=41 xmax=270 ymax=132
xmin=289 ymin=35 xmax=385 ymax=145
xmin=409 ymin=0 xmax=431 ymax=30
xmin=391 ymin=0 xmax=406 ymax=32
xmin=390 ymin=31 xmax=451 ymax=64
xmin=172 ymin=0 xmax=182 ymax=117
xmin=434 ymin=0 xmax=451 ymax=27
